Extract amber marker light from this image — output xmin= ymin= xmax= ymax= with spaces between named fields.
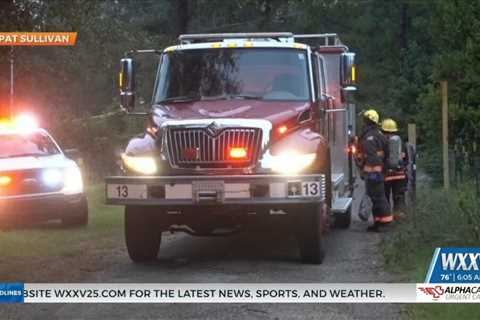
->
xmin=0 ymin=176 xmax=12 ymax=186
xmin=348 ymin=144 xmax=357 ymax=155
xmin=346 ymin=145 xmax=356 ymax=155
xmin=278 ymin=125 xmax=288 ymax=135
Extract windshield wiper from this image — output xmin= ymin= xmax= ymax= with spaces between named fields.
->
xmin=157 ymin=93 xmax=264 ymax=104
xmin=229 ymin=94 xmax=264 ymax=100
xmin=0 ymin=153 xmax=48 ymax=159
xmin=156 ymin=95 xmax=201 ymax=104
xmin=200 ymin=94 xmax=264 ymax=101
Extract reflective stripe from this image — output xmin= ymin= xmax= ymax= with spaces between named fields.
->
xmin=385 ymin=174 xmax=406 ymax=181
xmin=363 ymin=165 xmax=383 ymax=173
xmin=375 ymin=215 xmax=394 ymax=223
xmin=376 ymin=150 xmax=385 ymax=157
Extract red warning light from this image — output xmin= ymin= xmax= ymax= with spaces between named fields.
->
xmin=278 ymin=125 xmax=288 ymax=135
xmin=229 ymin=147 xmax=247 ymax=159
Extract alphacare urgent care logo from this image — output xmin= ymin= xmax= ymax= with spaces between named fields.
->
xmin=418 ymin=286 xmax=445 ymax=300
xmin=418 ymin=285 xmax=480 ymax=302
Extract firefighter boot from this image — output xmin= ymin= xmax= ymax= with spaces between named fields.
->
xmin=366 ymin=221 xmax=381 ymax=232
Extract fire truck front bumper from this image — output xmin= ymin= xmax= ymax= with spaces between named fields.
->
xmin=105 ymin=174 xmax=326 ymax=206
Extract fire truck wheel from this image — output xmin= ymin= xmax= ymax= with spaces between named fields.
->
xmin=334 ymin=206 xmax=352 ymax=229
xmin=62 ymin=197 xmax=89 ymax=227
xmin=125 ymin=206 xmax=161 ymax=263
xmin=296 ymin=204 xmax=325 ymax=264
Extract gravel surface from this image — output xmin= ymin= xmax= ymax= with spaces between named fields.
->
xmin=7 ymin=185 xmax=405 ymax=320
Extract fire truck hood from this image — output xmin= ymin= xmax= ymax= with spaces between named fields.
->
xmin=0 ymin=154 xmax=77 ymax=172
xmin=153 ymin=100 xmax=311 ymax=127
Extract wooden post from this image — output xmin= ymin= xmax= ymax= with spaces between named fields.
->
xmin=441 ymin=80 xmax=450 ymax=190
xmin=408 ymin=123 xmax=416 ymax=147
xmin=406 ymin=123 xmax=417 ymax=224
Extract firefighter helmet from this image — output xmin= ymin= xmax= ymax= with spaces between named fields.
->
xmin=363 ymin=109 xmax=379 ymax=124
xmin=381 ymin=118 xmax=398 ymax=132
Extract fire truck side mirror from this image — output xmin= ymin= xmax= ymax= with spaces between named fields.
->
xmin=340 ymin=52 xmax=356 ymax=87
xmin=119 ymin=58 xmax=136 ymax=112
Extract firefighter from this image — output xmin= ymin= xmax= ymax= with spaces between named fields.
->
xmin=381 ymin=118 xmax=407 ymax=217
xmin=125 ymin=118 xmax=158 ymax=155
xmin=356 ymin=109 xmax=393 ymax=232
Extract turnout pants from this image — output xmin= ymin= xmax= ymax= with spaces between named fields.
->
xmin=385 ymin=178 xmax=407 ymax=213
xmin=365 ymin=175 xmax=392 ymax=224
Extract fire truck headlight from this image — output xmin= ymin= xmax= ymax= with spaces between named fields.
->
xmin=121 ymin=154 xmax=157 ymax=175
xmin=261 ymin=151 xmax=316 ymax=175
xmin=62 ymin=166 xmax=84 ymax=195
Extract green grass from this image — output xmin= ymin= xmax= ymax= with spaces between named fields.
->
xmin=0 ymin=184 xmax=123 ymax=257
xmin=382 ymin=186 xmax=480 ymax=319
xmin=406 ymin=247 xmax=480 ymax=320
xmin=412 ymin=304 xmax=480 ymax=319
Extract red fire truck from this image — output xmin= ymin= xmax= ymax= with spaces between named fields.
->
xmin=106 ymin=33 xmax=357 ymax=264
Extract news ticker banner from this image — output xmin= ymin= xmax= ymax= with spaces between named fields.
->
xmin=0 ymin=32 xmax=77 ymax=46
xmin=1 ymin=247 xmax=479 ymax=304
xmin=1 ymin=283 xmax=480 ymax=303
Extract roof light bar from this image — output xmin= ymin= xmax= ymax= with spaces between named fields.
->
xmin=14 ymin=113 xmax=38 ymax=131
xmin=0 ymin=113 xmax=39 ymax=133
xmin=178 ymin=32 xmax=294 ymax=44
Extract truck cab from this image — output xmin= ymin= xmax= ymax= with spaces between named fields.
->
xmin=106 ymin=33 xmax=357 ymax=264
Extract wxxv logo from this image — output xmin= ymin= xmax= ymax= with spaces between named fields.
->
xmin=426 ymin=248 xmax=480 ymax=283
xmin=442 ymin=253 xmax=480 ymax=271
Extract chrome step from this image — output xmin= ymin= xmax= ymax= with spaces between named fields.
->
xmin=331 ymin=173 xmax=344 ymax=190
xmin=332 ymin=197 xmax=352 ymax=213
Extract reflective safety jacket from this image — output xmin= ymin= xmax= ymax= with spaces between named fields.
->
xmin=356 ymin=125 xmax=389 ymax=176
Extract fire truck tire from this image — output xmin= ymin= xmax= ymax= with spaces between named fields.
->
xmin=62 ymin=197 xmax=89 ymax=227
xmin=125 ymin=206 xmax=161 ymax=263
xmin=296 ymin=204 xmax=325 ymax=264
xmin=334 ymin=206 xmax=352 ymax=229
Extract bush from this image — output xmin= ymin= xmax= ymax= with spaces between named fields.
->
xmin=383 ymin=185 xmax=480 ymax=277
xmin=50 ymin=110 xmax=146 ymax=182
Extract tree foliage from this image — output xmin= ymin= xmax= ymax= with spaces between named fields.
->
xmin=0 ymin=0 xmax=478 ymax=178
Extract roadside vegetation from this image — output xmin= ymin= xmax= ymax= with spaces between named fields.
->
xmin=0 ymin=0 xmax=479 ymax=316
xmin=0 ymin=184 xmax=123 ymax=282
xmin=382 ymin=184 xmax=480 ymax=319
xmin=1 ymin=0 xmax=479 ymax=180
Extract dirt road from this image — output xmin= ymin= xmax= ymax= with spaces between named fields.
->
xmin=7 ymin=187 xmax=404 ymax=320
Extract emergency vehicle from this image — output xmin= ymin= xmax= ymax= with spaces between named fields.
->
xmin=0 ymin=114 xmax=88 ymax=227
xmin=106 ymin=33 xmax=357 ymax=264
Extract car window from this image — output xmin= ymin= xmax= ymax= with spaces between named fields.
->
xmin=0 ymin=132 xmax=60 ymax=159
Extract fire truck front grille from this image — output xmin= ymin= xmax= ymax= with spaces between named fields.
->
xmin=166 ymin=127 xmax=262 ymax=168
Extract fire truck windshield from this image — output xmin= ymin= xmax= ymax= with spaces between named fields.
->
xmin=0 ymin=132 xmax=60 ymax=159
xmin=154 ymin=48 xmax=311 ymax=103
